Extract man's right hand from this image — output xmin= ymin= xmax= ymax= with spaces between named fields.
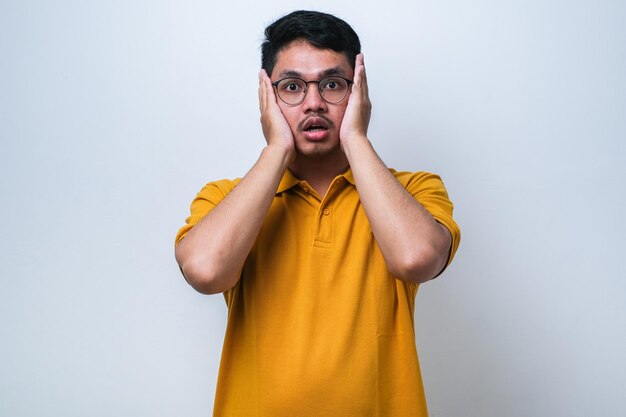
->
xmin=176 ymin=71 xmax=297 ymax=295
xmin=258 ymin=69 xmax=296 ymax=163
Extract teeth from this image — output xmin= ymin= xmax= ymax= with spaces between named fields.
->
xmin=306 ymin=126 xmax=326 ymax=132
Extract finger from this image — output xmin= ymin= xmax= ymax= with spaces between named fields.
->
xmin=351 ymin=55 xmax=366 ymax=103
xmin=354 ymin=54 xmax=364 ymax=84
xmin=356 ymin=52 xmax=364 ymax=69
xmin=264 ymin=71 xmax=279 ymax=106
xmin=260 ymin=70 xmax=273 ymax=110
xmin=260 ymin=69 xmax=280 ymax=110
xmin=357 ymin=53 xmax=369 ymax=96
xmin=258 ymin=70 xmax=265 ymax=111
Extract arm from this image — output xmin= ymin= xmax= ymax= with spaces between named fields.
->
xmin=340 ymin=55 xmax=452 ymax=284
xmin=175 ymin=70 xmax=294 ymax=294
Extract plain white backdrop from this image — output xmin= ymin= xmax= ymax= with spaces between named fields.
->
xmin=1 ymin=0 xmax=624 ymax=416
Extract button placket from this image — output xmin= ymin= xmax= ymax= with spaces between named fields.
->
xmin=312 ymin=177 xmax=343 ymax=247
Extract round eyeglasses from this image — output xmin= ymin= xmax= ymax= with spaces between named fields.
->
xmin=272 ymin=76 xmax=353 ymax=105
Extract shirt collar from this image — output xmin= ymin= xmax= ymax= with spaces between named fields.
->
xmin=276 ymin=169 xmax=302 ymax=194
xmin=341 ymin=168 xmax=355 ymax=185
xmin=275 ymin=168 xmax=356 ymax=194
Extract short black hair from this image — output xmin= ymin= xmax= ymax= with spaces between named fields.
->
xmin=261 ymin=10 xmax=361 ymax=77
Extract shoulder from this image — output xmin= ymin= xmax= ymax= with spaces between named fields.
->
xmin=389 ymin=169 xmax=449 ymax=195
xmin=175 ymin=178 xmax=242 ymax=245
xmin=195 ymin=177 xmax=242 ymax=201
xmin=390 ymin=169 xmax=461 ymax=265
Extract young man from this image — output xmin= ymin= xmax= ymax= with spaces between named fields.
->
xmin=175 ymin=10 xmax=460 ymax=416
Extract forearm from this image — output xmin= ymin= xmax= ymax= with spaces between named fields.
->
xmin=175 ymin=145 xmax=291 ymax=294
xmin=342 ymin=136 xmax=451 ymax=284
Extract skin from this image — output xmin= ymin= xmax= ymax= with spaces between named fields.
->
xmin=175 ymin=39 xmax=452 ymax=294
xmin=260 ymin=39 xmax=353 ymax=194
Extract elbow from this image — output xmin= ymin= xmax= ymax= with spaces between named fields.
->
xmin=388 ymin=245 xmax=449 ymax=285
xmin=179 ymin=260 xmax=239 ymax=295
xmin=392 ymin=224 xmax=453 ymax=284
xmin=180 ymin=264 xmax=237 ymax=295
xmin=175 ymin=246 xmax=239 ymax=294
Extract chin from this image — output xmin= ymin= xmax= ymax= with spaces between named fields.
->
xmin=296 ymin=141 xmax=340 ymax=158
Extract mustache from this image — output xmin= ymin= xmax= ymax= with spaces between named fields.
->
xmin=297 ymin=115 xmax=335 ymax=131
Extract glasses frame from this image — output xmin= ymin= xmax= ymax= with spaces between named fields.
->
xmin=271 ymin=76 xmax=354 ymax=106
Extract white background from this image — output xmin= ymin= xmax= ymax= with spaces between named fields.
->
xmin=1 ymin=0 xmax=624 ymax=416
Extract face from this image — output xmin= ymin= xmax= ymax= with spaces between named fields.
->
xmin=270 ymin=40 xmax=354 ymax=158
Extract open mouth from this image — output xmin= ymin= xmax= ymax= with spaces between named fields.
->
xmin=304 ymin=125 xmax=328 ymax=132
xmin=301 ymin=116 xmax=332 ymax=132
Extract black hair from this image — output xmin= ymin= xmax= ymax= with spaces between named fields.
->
xmin=261 ymin=10 xmax=361 ymax=77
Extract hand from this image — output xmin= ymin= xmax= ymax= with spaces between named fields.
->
xmin=258 ymin=69 xmax=296 ymax=161
xmin=339 ymin=53 xmax=372 ymax=147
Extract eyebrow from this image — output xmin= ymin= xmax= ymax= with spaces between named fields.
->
xmin=278 ymin=66 xmax=348 ymax=79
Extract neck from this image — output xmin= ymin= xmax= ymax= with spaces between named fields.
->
xmin=289 ymin=152 xmax=349 ymax=196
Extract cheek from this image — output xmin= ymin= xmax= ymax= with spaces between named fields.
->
xmin=334 ymin=106 xmax=348 ymax=125
xmin=277 ymin=104 xmax=300 ymax=129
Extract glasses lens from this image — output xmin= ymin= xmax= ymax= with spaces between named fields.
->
xmin=276 ymin=78 xmax=306 ymax=105
xmin=319 ymin=77 xmax=349 ymax=103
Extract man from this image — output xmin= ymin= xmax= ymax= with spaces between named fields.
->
xmin=175 ymin=10 xmax=460 ymax=416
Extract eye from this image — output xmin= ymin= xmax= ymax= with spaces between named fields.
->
xmin=321 ymin=77 xmax=346 ymax=90
xmin=279 ymin=79 xmax=304 ymax=93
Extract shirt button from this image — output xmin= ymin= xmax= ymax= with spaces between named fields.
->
xmin=323 ymin=208 xmax=330 ymax=216
xmin=303 ymin=187 xmax=309 ymax=193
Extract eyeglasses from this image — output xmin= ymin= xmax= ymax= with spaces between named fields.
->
xmin=272 ymin=76 xmax=353 ymax=105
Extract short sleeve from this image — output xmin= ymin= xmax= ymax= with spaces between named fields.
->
xmin=174 ymin=178 xmax=241 ymax=245
xmin=393 ymin=170 xmax=461 ymax=268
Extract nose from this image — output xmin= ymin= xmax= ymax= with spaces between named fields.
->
xmin=302 ymin=83 xmax=328 ymax=113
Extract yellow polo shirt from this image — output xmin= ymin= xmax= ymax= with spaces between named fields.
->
xmin=176 ymin=168 xmax=460 ymax=417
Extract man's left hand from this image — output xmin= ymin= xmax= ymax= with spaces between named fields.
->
xmin=340 ymin=53 xmax=372 ymax=147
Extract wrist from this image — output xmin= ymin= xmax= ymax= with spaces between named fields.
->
xmin=263 ymin=143 xmax=295 ymax=169
xmin=341 ymin=133 xmax=370 ymax=157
